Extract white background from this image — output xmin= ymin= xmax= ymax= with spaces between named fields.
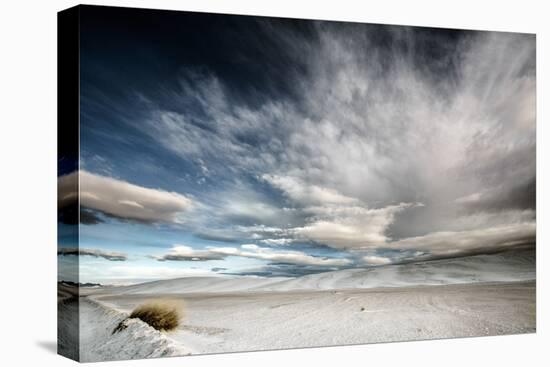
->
xmin=0 ymin=0 xmax=547 ymax=365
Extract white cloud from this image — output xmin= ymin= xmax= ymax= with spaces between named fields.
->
xmin=259 ymin=175 xmax=420 ymax=250
xmin=235 ymin=225 xmax=285 ymax=234
xmin=209 ymin=245 xmax=352 ymax=267
xmin=59 ymin=171 xmax=194 ymax=224
xmin=240 ymin=244 xmax=259 ymax=250
xmin=293 ymin=203 xmax=416 ymax=249
xmin=262 ymin=174 xmax=359 ymax=205
xmin=154 ymin=244 xmax=351 ymax=267
xmin=153 ymin=245 xmax=226 ymax=261
xmin=259 ymin=238 xmax=294 ymax=246
xmin=361 ymin=255 xmax=392 ymax=266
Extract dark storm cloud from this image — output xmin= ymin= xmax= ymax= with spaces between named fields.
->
xmin=58 ymin=247 xmax=128 ymax=261
xmin=458 ymin=178 xmax=536 ymax=214
xmin=385 ymin=222 xmax=535 ymax=258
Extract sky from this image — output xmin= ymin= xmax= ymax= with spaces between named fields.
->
xmin=58 ymin=6 xmax=536 ymax=284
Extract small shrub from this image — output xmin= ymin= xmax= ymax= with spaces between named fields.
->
xmin=129 ymin=300 xmax=184 ymax=331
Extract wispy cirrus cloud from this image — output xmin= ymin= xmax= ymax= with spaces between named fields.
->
xmin=262 ymin=175 xmax=359 ymax=206
xmin=77 ymin=18 xmax=535 ymax=275
xmin=137 ymin=27 xmax=535 ymax=263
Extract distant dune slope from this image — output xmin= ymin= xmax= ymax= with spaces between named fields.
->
xmin=98 ymin=275 xmax=288 ymax=296
xmin=259 ymin=249 xmax=535 ymax=292
xmin=93 ymin=249 xmax=535 ymax=296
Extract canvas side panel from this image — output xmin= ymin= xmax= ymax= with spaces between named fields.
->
xmin=57 ymin=5 xmax=80 ymax=362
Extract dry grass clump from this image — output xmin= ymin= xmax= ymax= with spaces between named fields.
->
xmin=129 ymin=300 xmax=184 ymax=331
xmin=111 ymin=299 xmax=184 ymax=334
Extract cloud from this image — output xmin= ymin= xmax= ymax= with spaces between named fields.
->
xmin=235 ymin=225 xmax=286 ymax=235
xmin=79 ymin=209 xmax=105 ymax=225
xmin=218 ymin=197 xmax=281 ymax=223
xmin=283 ymin=30 xmax=535 ymax=228
xmin=154 ymin=244 xmax=351 ymax=267
xmin=58 ymin=171 xmax=193 ymax=224
xmin=82 ymin=22 xmax=535 ymax=270
xmin=142 ymin=28 xmax=534 ymax=260
xmin=361 ymin=255 xmax=392 ymax=266
xmin=387 ymin=222 xmax=535 ymax=259
xmin=58 ymin=247 xmax=128 ymax=261
xmin=193 ymin=231 xmax=240 ymax=243
xmin=259 ymin=175 xmax=421 ymax=250
xmin=153 ymin=245 xmax=227 ymax=261
xmin=259 ymin=238 xmax=294 ymax=246
xmin=456 ymin=178 xmax=536 ymax=214
xmin=187 ymin=181 xmax=290 ymax=232
xmin=262 ymin=175 xmax=359 ymax=206
xmin=58 ymin=172 xmax=78 ymax=209
xmin=210 ymin=245 xmax=352 ymax=266
xmin=293 ymin=202 xmax=417 ymax=249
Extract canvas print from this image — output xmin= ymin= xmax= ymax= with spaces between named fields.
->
xmin=58 ymin=5 xmax=536 ymax=362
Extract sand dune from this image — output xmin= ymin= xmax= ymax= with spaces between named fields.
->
xmin=258 ymin=249 xmax=535 ymax=292
xmin=93 ymin=281 xmax=535 ymax=356
xmin=72 ymin=249 xmax=535 ymax=361
xmin=93 ymin=249 xmax=535 ymax=296
xmin=98 ymin=275 xmax=287 ymax=296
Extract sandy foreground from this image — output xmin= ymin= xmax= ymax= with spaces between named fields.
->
xmin=59 ymin=250 xmax=535 ymax=361
xmin=87 ymin=280 xmax=535 ymax=359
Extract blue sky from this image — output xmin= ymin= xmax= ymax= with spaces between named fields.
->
xmin=58 ymin=6 xmax=535 ymax=284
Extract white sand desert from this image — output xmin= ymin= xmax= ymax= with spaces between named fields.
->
xmin=59 ymin=249 xmax=535 ymax=362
